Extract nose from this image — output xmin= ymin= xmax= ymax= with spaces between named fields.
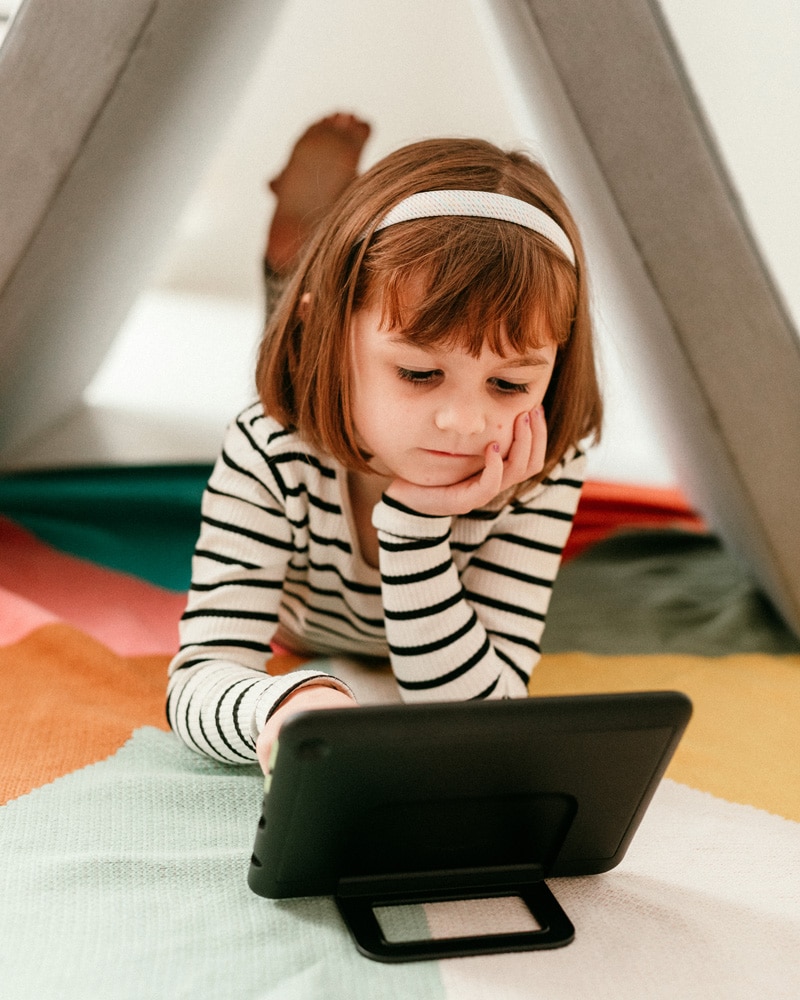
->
xmin=433 ymin=391 xmax=487 ymax=436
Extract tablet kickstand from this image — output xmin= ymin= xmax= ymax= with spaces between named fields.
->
xmin=335 ymin=879 xmax=575 ymax=963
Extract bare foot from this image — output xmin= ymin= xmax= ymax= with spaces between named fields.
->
xmin=265 ymin=112 xmax=371 ymax=275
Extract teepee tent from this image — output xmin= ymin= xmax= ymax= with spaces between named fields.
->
xmin=0 ymin=0 xmax=798 ymax=635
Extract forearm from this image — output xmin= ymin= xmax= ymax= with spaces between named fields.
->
xmin=167 ymin=653 xmax=353 ymax=764
xmin=374 ymin=497 xmax=532 ymax=701
xmin=373 ymin=448 xmax=585 ymax=700
xmin=167 ymin=423 xmax=354 ymax=763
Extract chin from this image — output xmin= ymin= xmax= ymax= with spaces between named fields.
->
xmin=388 ymin=455 xmax=484 ymax=487
xmin=417 ymin=469 xmax=483 ymax=488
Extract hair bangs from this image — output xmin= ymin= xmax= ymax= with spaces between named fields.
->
xmin=356 ymin=215 xmax=577 ymax=358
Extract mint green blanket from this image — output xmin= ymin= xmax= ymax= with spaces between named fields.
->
xmin=0 ymin=727 xmax=441 ymax=999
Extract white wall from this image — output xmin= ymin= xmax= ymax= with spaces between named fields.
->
xmin=155 ymin=0 xmax=525 ymax=304
xmin=155 ymin=0 xmax=799 ymax=324
xmin=0 ymin=0 xmax=22 ymax=44
xmin=658 ymin=0 xmax=800 ymax=325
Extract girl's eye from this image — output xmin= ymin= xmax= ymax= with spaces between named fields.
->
xmin=491 ymin=379 xmax=530 ymax=395
xmin=397 ymin=367 xmax=442 ymax=385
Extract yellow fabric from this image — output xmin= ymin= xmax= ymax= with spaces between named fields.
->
xmin=530 ymin=652 xmax=800 ymax=822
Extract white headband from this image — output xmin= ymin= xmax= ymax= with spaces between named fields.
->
xmin=373 ymin=189 xmax=576 ymax=266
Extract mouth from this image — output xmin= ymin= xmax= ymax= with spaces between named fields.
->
xmin=423 ymin=450 xmax=479 ymax=459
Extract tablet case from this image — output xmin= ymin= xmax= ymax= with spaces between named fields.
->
xmin=248 ymin=691 xmax=691 ymax=961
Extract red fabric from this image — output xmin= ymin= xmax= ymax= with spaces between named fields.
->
xmin=564 ymin=481 xmax=706 ymax=561
xmin=0 ymin=517 xmax=184 ymax=654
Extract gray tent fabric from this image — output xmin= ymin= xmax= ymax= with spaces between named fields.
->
xmin=518 ymin=0 xmax=800 ymax=635
xmin=0 ymin=0 xmax=284 ymax=456
xmin=0 ymin=0 xmax=797 ymax=635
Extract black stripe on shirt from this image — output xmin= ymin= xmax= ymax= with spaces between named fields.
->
xmin=304 ymin=559 xmax=381 ymax=595
xmin=461 ymin=508 xmax=502 ymax=522
xmin=201 ymin=514 xmax=293 ymax=551
xmin=237 ymin=415 xmax=336 ymax=482
xmin=467 ymin=556 xmax=554 ymax=589
xmin=218 ymin=445 xmax=267 ymax=488
xmin=377 ymin=534 xmax=449 ymax=553
xmin=380 ymin=494 xmax=442 ymax=518
xmin=230 ymin=683 xmax=258 ymax=753
xmin=281 ymin=602 xmax=384 ymax=649
xmin=388 ymin=610 xmax=478 ymax=656
xmin=510 ymin=506 xmax=575 ymax=522
xmin=488 ymin=628 xmax=541 ymax=653
xmin=466 ymin=590 xmax=547 ymax=622
xmin=309 ymin=529 xmax=352 ymax=554
xmin=495 ymin=646 xmax=530 ymax=684
xmin=270 ymin=450 xmax=337 ymax=478
xmin=395 ymin=635 xmax=491 ymax=689
xmin=379 ymin=558 xmax=452 ymax=586
xmin=281 ymin=585 xmax=384 ymax=632
xmin=190 ymin=578 xmax=283 ymax=593
xmin=179 ymin=638 xmax=274 ymax=654
xmin=483 ymin=532 xmax=563 ymax=555
xmin=383 ymin=589 xmax=464 ymax=621
xmin=471 ymin=675 xmax=500 ymax=699
xmin=194 ymin=548 xmax=260 ymax=571
xmin=540 ymin=475 xmax=584 ymax=490
xmin=205 ymin=481 xmax=284 ymax=518
xmin=181 ymin=607 xmax=279 ymax=624
xmin=209 ymin=680 xmax=258 ymax=760
xmin=267 ymin=453 xmax=336 ymax=501
xmin=295 ymin=602 xmax=385 ymax=639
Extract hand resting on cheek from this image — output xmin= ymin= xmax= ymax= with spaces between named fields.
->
xmin=385 ymin=405 xmax=547 ymax=517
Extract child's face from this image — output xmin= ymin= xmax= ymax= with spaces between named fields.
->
xmin=350 ymin=300 xmax=557 ymax=487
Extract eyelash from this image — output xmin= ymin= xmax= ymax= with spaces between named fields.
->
xmin=396 ymin=368 xmax=529 ymax=395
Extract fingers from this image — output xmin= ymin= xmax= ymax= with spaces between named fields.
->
xmin=527 ymin=404 xmax=548 ymax=476
xmin=478 ymin=439 xmax=505 ymax=495
xmin=502 ymin=409 xmax=532 ymax=476
xmin=387 ymin=469 xmax=493 ymax=517
xmin=500 ymin=406 xmax=547 ymax=492
xmin=256 ymin=684 xmax=357 ymax=773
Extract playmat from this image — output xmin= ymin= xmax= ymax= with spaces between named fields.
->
xmin=1 ymin=469 xmax=798 ymax=999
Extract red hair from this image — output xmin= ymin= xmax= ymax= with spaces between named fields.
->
xmin=257 ymin=138 xmax=602 ymax=485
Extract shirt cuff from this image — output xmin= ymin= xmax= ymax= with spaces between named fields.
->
xmin=251 ymin=670 xmax=355 ymax=740
xmin=372 ymin=494 xmax=453 ymax=540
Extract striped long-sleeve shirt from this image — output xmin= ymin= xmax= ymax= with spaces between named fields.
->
xmin=167 ymin=402 xmax=586 ymax=763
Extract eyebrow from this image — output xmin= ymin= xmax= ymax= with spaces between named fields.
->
xmin=387 ymin=335 xmax=552 ymax=367
xmin=503 ymin=353 xmax=553 ymax=368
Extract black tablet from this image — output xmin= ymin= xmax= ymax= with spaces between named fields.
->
xmin=248 ymin=691 xmax=691 ymax=961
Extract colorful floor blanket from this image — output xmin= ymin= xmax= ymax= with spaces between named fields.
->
xmin=1 ymin=469 xmax=798 ymax=999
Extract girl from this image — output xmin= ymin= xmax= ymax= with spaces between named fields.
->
xmin=167 ymin=119 xmax=602 ymax=774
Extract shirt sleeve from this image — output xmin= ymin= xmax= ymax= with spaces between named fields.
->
xmin=166 ymin=419 xmax=352 ymax=764
xmin=372 ymin=449 xmax=586 ymax=701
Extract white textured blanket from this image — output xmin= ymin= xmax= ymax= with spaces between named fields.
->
xmin=2 ymin=726 xmax=798 ymax=1000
